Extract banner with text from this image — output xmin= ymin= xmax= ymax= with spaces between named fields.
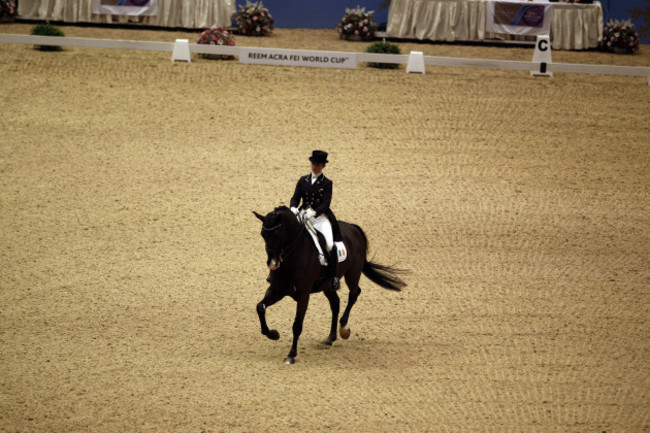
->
xmin=485 ymin=1 xmax=552 ymax=36
xmin=239 ymin=47 xmax=356 ymax=70
xmin=92 ymin=0 xmax=158 ymax=16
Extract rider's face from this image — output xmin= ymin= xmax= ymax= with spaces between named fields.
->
xmin=311 ymin=163 xmax=324 ymax=174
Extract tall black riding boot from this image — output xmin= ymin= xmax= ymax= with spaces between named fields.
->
xmin=329 ymin=245 xmax=340 ymax=290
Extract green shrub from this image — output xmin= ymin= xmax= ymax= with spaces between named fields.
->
xmin=31 ymin=23 xmax=65 ymax=51
xmin=365 ymin=41 xmax=401 ymax=69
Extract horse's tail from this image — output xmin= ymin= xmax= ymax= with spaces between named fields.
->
xmin=363 ymin=261 xmax=407 ymax=291
xmin=353 ymin=224 xmax=407 ymax=291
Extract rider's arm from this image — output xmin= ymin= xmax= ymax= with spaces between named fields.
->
xmin=289 ymin=177 xmax=304 ymax=209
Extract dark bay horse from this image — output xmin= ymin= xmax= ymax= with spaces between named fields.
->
xmin=253 ymin=206 xmax=407 ymax=364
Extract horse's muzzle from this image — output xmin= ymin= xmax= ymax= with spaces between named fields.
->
xmin=268 ymin=257 xmax=281 ymax=270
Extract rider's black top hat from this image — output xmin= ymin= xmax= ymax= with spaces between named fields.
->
xmin=309 ymin=150 xmax=329 ymax=165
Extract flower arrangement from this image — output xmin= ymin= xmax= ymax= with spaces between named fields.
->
xmin=232 ymin=1 xmax=274 ymax=36
xmin=0 ymin=0 xmax=17 ymax=20
xmin=197 ymin=26 xmax=236 ymax=60
xmin=600 ymin=19 xmax=640 ymax=54
xmin=337 ymin=6 xmax=377 ymax=41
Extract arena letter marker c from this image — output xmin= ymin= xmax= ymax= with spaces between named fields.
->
xmin=531 ymin=35 xmax=552 ymax=77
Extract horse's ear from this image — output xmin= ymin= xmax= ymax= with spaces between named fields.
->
xmin=253 ymin=211 xmax=265 ymax=222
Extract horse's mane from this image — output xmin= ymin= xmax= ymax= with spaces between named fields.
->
xmin=270 ymin=205 xmax=301 ymax=230
xmin=261 ymin=205 xmax=297 ymax=227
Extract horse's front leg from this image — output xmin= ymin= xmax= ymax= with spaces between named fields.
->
xmin=257 ymin=286 xmax=284 ymax=341
xmin=286 ymin=291 xmax=310 ymax=364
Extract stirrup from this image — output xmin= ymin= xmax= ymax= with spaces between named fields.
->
xmin=331 ymin=277 xmax=340 ymax=290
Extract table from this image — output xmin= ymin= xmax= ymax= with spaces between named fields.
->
xmin=17 ymin=0 xmax=234 ymax=28
xmin=386 ymin=0 xmax=603 ymax=50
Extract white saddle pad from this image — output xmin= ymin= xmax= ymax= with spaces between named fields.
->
xmin=334 ymin=241 xmax=347 ymax=263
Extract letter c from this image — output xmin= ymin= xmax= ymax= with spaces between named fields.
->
xmin=538 ymin=39 xmax=548 ymax=52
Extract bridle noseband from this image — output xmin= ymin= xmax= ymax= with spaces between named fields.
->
xmin=262 ymin=222 xmax=287 ymax=261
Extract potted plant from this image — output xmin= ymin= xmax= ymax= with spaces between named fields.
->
xmin=232 ymin=1 xmax=274 ymax=36
xmin=337 ymin=6 xmax=377 ymax=41
xmin=365 ymin=40 xmax=401 ymax=69
xmin=600 ymin=19 xmax=640 ymax=54
xmin=0 ymin=0 xmax=17 ymax=21
xmin=31 ymin=23 xmax=65 ymax=51
xmin=197 ymin=26 xmax=236 ymax=60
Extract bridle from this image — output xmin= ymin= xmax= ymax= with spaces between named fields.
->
xmin=262 ymin=218 xmax=306 ymax=263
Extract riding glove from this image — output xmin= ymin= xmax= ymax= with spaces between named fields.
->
xmin=303 ymin=209 xmax=316 ymax=220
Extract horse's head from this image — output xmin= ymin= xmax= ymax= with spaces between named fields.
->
xmin=253 ymin=206 xmax=297 ymax=271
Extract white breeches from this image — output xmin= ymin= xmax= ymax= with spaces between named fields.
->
xmin=311 ymin=214 xmax=334 ymax=252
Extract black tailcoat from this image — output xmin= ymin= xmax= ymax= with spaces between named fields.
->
xmin=290 ymin=173 xmax=341 ymax=242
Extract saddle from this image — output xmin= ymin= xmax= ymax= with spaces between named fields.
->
xmin=302 ymin=218 xmax=347 ymax=266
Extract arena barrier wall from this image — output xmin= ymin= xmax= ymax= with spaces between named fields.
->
xmin=1 ymin=33 xmax=648 ymax=85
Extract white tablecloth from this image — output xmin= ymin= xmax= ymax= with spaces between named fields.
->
xmin=18 ymin=0 xmax=234 ymax=28
xmin=387 ymin=0 xmax=603 ymax=50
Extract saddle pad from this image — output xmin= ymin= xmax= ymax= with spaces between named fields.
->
xmin=335 ymin=241 xmax=347 ymax=263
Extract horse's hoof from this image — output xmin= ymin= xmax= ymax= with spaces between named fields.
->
xmin=284 ymin=356 xmax=296 ymax=365
xmin=321 ymin=337 xmax=334 ymax=346
xmin=267 ymin=330 xmax=280 ymax=340
xmin=340 ymin=325 xmax=351 ymax=340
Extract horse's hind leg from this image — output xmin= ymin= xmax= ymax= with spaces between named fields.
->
xmin=321 ymin=289 xmax=340 ymax=346
xmin=339 ymin=275 xmax=361 ymax=340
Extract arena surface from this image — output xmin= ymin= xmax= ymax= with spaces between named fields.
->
xmin=1 ymin=23 xmax=649 ymax=432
